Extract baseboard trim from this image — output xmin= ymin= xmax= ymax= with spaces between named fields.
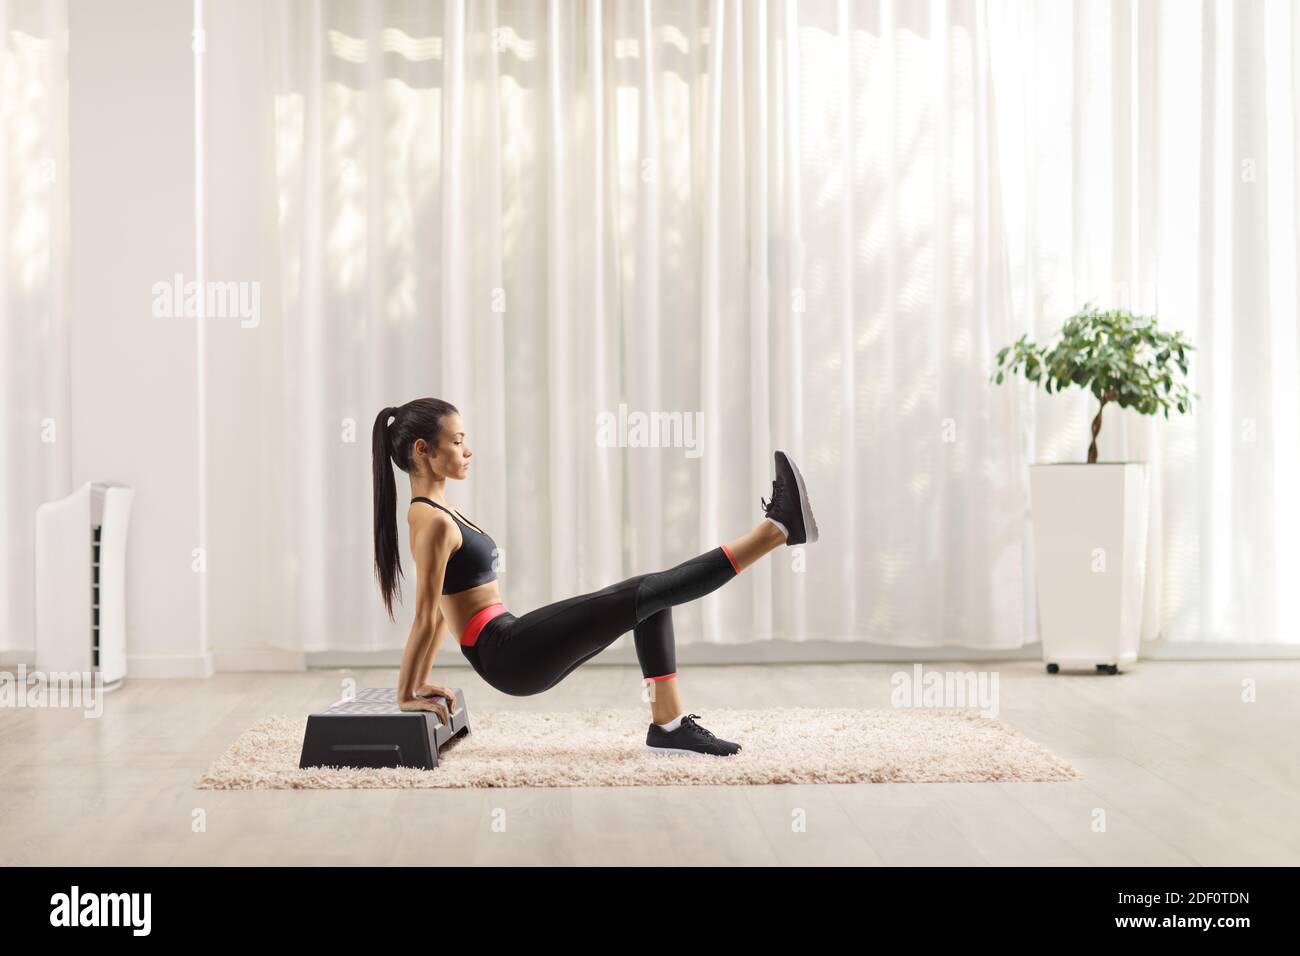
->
xmin=0 ymin=650 xmax=217 ymax=678
xmin=304 ymin=639 xmax=1300 ymax=670
xmin=212 ymin=648 xmax=308 ymax=672
xmin=125 ymin=652 xmax=216 ymax=678
xmin=6 ymin=639 xmax=1296 ymax=678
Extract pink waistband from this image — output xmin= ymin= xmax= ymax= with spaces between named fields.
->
xmin=460 ymin=603 xmax=508 ymax=647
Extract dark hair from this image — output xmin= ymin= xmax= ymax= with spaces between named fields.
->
xmin=372 ymin=398 xmax=459 ymax=620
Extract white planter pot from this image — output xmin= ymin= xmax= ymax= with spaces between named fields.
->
xmin=1029 ymin=463 xmax=1150 ymax=673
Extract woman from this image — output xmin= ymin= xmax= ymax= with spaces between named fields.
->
xmin=372 ymin=398 xmax=819 ymax=756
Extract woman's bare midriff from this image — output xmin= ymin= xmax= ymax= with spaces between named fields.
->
xmin=439 ymin=579 xmax=504 ymax=639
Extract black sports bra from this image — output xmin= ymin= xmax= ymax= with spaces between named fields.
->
xmin=411 ymin=497 xmax=499 ymax=594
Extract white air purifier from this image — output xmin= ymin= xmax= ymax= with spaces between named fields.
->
xmin=35 ymin=481 xmax=134 ymax=688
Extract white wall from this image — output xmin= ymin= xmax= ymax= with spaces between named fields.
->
xmin=67 ymin=0 xmax=209 ymax=676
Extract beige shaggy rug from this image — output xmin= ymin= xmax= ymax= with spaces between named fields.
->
xmin=194 ymin=707 xmax=1081 ymax=789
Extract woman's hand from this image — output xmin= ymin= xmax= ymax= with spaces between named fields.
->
xmin=415 ymin=682 xmax=458 ymax=708
xmin=398 ymin=694 xmax=451 ymax=724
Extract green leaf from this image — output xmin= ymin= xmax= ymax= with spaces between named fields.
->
xmin=989 ymin=309 xmax=1194 ymax=421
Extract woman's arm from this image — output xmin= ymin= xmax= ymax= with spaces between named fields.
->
xmin=398 ymin=514 xmax=454 ymax=708
xmin=415 ymin=609 xmax=448 ymax=687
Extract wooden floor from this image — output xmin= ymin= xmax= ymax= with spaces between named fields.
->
xmin=2 ymin=660 xmax=1297 ymax=866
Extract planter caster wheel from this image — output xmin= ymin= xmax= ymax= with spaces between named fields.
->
xmin=1046 ymin=663 xmax=1059 ymax=674
xmin=1096 ymin=664 xmax=1119 ymax=675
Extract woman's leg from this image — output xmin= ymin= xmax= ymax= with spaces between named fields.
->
xmin=629 ymin=519 xmax=785 ymax=620
xmin=632 ymin=607 xmax=684 ymax=723
xmin=535 ymin=604 xmax=682 ymax=721
xmin=477 ymin=576 xmax=644 ymax=696
xmin=723 ymin=519 xmax=788 ymax=571
xmin=634 ymin=522 xmax=782 ymax=722
xmin=483 ymin=520 xmax=785 ymax=703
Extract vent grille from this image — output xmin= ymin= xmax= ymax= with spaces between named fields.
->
xmin=91 ymin=525 xmax=101 ymax=670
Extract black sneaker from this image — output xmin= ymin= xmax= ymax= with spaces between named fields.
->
xmin=645 ymin=713 xmax=742 ymax=756
xmin=760 ymin=450 xmax=819 ymax=545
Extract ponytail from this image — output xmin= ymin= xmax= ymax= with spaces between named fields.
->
xmin=371 ymin=397 xmax=460 ymax=621
xmin=372 ymin=406 xmax=402 ymax=620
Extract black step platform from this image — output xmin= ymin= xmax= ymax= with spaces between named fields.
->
xmin=298 ymin=687 xmax=471 ymax=770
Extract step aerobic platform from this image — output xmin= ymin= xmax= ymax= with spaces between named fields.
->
xmin=298 ymin=687 xmax=471 ymax=771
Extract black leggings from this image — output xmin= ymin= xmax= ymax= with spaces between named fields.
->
xmin=461 ymin=546 xmax=740 ymax=697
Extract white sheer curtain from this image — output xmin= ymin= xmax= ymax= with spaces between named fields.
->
xmin=0 ymin=0 xmax=69 ymax=656
xmin=254 ymin=0 xmax=1299 ymax=655
xmin=260 ymin=0 xmax=1025 ymax=654
xmin=989 ymin=0 xmax=1300 ymax=647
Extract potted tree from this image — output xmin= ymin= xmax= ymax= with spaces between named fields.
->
xmin=992 ymin=305 xmax=1196 ymax=674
